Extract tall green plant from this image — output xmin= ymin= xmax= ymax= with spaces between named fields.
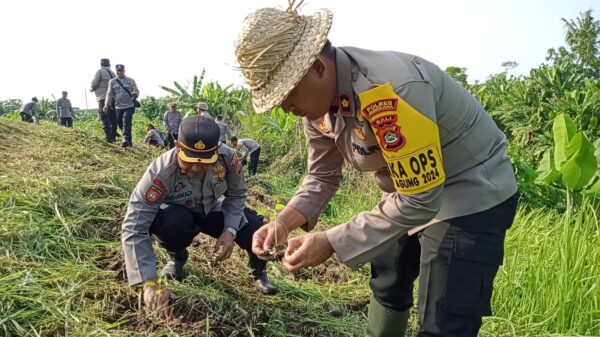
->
xmin=537 ymin=114 xmax=599 ymax=211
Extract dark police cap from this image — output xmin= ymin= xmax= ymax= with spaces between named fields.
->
xmin=115 ymin=64 xmax=125 ymax=71
xmin=177 ymin=116 xmax=220 ymax=164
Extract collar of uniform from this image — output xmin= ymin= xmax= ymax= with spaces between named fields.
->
xmin=334 ymin=48 xmax=357 ymax=117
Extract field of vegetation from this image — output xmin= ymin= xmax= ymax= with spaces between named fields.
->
xmin=1 ymin=10 xmax=599 ymax=337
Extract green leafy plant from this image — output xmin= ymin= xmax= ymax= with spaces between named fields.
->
xmin=536 ymin=113 xmax=599 ymax=211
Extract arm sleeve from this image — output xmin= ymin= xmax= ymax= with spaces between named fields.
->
xmin=326 ymin=81 xmax=444 ymax=268
xmin=163 ymin=113 xmax=169 ymax=130
xmin=105 ymin=80 xmax=114 ymax=107
xmin=56 ymin=100 xmax=60 ymax=116
xmin=121 ymin=163 xmax=170 ymax=286
xmin=90 ymin=70 xmax=100 ymax=91
xmin=286 ymin=117 xmax=344 ymax=231
xmin=221 ymin=152 xmax=248 ymax=232
xmin=131 ymin=79 xmax=139 ymax=96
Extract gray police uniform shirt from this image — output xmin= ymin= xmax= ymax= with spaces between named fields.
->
xmin=144 ymin=129 xmax=165 ymax=146
xmin=217 ymin=121 xmax=232 ymax=143
xmin=90 ymin=67 xmax=116 ymax=102
xmin=163 ymin=110 xmax=183 ymax=135
xmin=56 ymin=98 xmax=74 ymax=118
xmin=287 ymin=47 xmax=518 ymax=269
xmin=200 ymin=111 xmax=213 ymax=119
xmin=20 ymin=101 xmax=37 ymax=116
xmin=238 ymin=138 xmax=260 ymax=154
xmin=122 ymin=146 xmax=247 ymax=285
xmin=105 ymin=76 xmax=139 ymax=110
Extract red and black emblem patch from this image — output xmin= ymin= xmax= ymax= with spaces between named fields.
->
xmin=145 ymin=186 xmax=162 ymax=203
xmin=372 ymin=114 xmax=406 ymax=151
xmin=339 ymin=93 xmax=353 ymax=115
xmin=362 ymin=98 xmax=398 ymax=119
xmin=152 ymin=177 xmax=167 ymax=192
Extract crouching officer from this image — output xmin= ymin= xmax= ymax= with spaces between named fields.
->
xmin=122 ymin=116 xmax=277 ymax=314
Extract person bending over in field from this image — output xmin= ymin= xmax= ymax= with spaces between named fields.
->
xmin=237 ymin=5 xmax=519 ymax=337
xmin=121 ymin=116 xmax=277 ymax=315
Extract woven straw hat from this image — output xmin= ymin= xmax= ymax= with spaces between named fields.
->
xmin=235 ymin=5 xmax=333 ymax=113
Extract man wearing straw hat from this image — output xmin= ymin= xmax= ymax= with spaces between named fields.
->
xmin=122 ymin=116 xmax=277 ymax=316
xmin=236 ymin=4 xmax=518 ymax=337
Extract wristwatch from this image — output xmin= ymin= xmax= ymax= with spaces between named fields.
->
xmin=225 ymin=227 xmax=237 ymax=239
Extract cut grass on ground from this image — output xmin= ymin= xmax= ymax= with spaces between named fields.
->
xmin=1 ymin=119 xmax=598 ymax=337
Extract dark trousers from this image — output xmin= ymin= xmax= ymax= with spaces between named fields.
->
xmin=20 ymin=113 xmax=33 ymax=123
xmin=370 ymin=193 xmax=519 ymax=337
xmin=166 ymin=132 xmax=178 ymax=149
xmin=149 ymin=205 xmax=267 ymax=273
xmin=147 ymin=139 xmax=160 ymax=147
xmin=117 ymin=107 xmax=135 ymax=144
xmin=248 ymin=147 xmax=261 ymax=176
xmin=98 ymin=100 xmax=117 ymax=141
xmin=60 ymin=117 xmax=73 ymax=128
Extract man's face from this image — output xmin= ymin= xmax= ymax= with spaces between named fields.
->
xmin=230 ymin=140 xmax=238 ymax=147
xmin=281 ymin=57 xmax=336 ymax=121
xmin=170 ymin=105 xmax=177 ymax=112
xmin=117 ymin=68 xmax=125 ymax=77
xmin=62 ymin=92 xmax=68 ymax=99
xmin=176 ymin=152 xmax=213 ymax=178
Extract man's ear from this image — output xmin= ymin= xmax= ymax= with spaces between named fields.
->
xmin=312 ymin=58 xmax=327 ymax=78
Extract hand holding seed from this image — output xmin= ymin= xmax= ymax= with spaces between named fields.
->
xmin=252 ymin=219 xmax=290 ymax=260
xmin=282 ymin=232 xmax=334 ymax=272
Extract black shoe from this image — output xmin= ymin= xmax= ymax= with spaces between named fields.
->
xmin=121 ymin=141 xmax=133 ymax=148
xmin=161 ymin=250 xmax=188 ymax=281
xmin=253 ymin=271 xmax=277 ymax=295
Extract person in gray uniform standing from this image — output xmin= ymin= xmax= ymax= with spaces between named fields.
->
xmin=56 ymin=91 xmax=75 ymax=128
xmin=91 ymin=58 xmax=118 ymax=142
xmin=122 ymin=116 xmax=277 ymax=316
xmin=236 ymin=6 xmax=519 ymax=337
xmin=196 ymin=101 xmax=213 ymax=119
xmin=215 ymin=115 xmax=232 ymax=145
xmin=163 ymin=103 xmax=183 ymax=149
xmin=19 ymin=97 xmax=38 ymax=123
xmin=104 ymin=64 xmax=139 ymax=147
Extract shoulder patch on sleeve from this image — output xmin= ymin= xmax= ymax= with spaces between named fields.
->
xmin=359 ymin=83 xmax=445 ymax=195
xmin=145 ymin=186 xmax=162 ymax=203
xmin=152 ymin=177 xmax=168 ymax=193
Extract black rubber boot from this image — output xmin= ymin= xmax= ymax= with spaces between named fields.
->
xmin=252 ymin=270 xmax=277 ymax=295
xmin=161 ymin=249 xmax=188 ymax=281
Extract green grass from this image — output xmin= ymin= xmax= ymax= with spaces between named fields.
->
xmin=0 ymin=119 xmax=368 ymax=337
xmin=1 ymin=117 xmax=598 ymax=337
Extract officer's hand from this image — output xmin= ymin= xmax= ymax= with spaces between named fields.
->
xmin=282 ymin=232 xmax=334 ymax=272
xmin=143 ymin=281 xmax=177 ymax=319
xmin=102 ymin=105 xmax=108 ymax=113
xmin=214 ymin=231 xmax=235 ymax=262
xmin=252 ymin=221 xmax=289 ymax=259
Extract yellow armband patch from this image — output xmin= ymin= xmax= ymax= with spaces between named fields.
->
xmin=359 ymin=83 xmax=445 ymax=194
